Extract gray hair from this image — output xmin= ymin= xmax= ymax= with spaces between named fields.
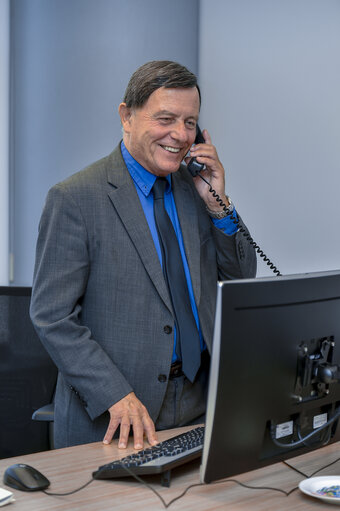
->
xmin=123 ymin=60 xmax=201 ymax=108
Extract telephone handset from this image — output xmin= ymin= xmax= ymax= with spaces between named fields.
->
xmin=187 ymin=125 xmax=281 ymax=276
xmin=187 ymin=125 xmax=206 ymax=176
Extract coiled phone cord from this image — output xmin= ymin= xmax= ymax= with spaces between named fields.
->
xmin=197 ymin=173 xmax=282 ymax=276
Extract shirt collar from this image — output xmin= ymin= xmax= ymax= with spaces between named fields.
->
xmin=121 ymin=140 xmax=171 ymax=197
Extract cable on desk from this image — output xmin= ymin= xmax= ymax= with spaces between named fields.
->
xmin=120 ymin=463 xmax=296 ymax=508
xmin=119 ymin=455 xmax=340 ymax=508
xmin=37 ymin=455 xmax=340 ymax=506
xmin=119 ymin=463 xmax=202 ymax=508
xmin=283 ymin=455 xmax=340 ymax=479
xmin=42 ymin=477 xmax=95 ymax=496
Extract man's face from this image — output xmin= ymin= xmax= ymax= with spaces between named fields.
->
xmin=119 ymin=87 xmax=200 ymax=177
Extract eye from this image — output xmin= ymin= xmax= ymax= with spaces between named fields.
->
xmin=185 ymin=120 xmax=197 ymax=129
xmin=159 ymin=117 xmax=173 ymax=124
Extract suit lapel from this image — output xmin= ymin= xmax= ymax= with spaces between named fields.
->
xmin=106 ymin=148 xmax=173 ymax=312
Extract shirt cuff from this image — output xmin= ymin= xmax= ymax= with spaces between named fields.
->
xmin=211 ymin=208 xmax=239 ymax=236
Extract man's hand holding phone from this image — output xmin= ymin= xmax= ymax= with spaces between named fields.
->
xmin=186 ymin=128 xmax=231 ymax=212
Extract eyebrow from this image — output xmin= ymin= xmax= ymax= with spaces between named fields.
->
xmin=154 ymin=110 xmax=199 ymax=120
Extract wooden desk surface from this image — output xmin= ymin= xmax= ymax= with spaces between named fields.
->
xmin=0 ymin=426 xmax=339 ymax=510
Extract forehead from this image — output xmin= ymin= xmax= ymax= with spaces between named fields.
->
xmin=140 ymin=87 xmax=200 ymax=117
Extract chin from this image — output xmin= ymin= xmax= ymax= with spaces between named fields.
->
xmin=156 ymin=159 xmax=182 ymax=176
xmin=156 ymin=167 xmax=180 ymax=177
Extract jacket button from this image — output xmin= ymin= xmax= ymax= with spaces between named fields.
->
xmin=158 ymin=374 xmax=167 ymax=383
xmin=163 ymin=325 xmax=172 ymax=334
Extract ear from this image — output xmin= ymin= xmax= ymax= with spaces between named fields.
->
xmin=118 ymin=103 xmax=133 ymax=133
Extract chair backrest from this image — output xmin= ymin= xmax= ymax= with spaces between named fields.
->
xmin=0 ymin=287 xmax=57 ymax=458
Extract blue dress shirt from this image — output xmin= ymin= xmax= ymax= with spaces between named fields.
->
xmin=120 ymin=141 xmax=238 ymax=362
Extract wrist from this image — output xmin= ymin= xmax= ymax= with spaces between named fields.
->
xmin=205 ymin=193 xmax=230 ymax=210
xmin=206 ymin=196 xmax=234 ymax=218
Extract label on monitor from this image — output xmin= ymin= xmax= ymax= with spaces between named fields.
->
xmin=313 ymin=412 xmax=327 ymax=429
xmin=276 ymin=420 xmax=293 ymax=439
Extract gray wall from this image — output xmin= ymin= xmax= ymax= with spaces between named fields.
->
xmin=0 ymin=0 xmax=10 ymax=284
xmin=199 ymin=0 xmax=340 ymax=276
xmin=10 ymin=0 xmax=340 ymax=283
xmin=10 ymin=0 xmax=199 ymax=285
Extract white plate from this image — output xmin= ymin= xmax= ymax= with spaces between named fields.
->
xmin=299 ymin=476 xmax=340 ymax=504
xmin=0 ymin=487 xmax=15 ymax=507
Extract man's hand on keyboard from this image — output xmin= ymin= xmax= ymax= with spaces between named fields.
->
xmin=93 ymin=427 xmax=205 ymax=481
xmin=103 ymin=392 xmax=159 ymax=450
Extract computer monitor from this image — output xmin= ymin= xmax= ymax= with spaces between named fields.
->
xmin=200 ymin=270 xmax=340 ymax=483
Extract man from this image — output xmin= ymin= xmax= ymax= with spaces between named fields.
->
xmin=30 ymin=61 xmax=256 ymax=450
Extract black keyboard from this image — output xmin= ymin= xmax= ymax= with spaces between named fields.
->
xmin=92 ymin=426 xmax=204 ymax=481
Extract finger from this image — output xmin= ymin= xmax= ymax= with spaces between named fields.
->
xmin=131 ymin=416 xmax=145 ymax=450
xmin=142 ymin=415 xmax=158 ymax=446
xmin=202 ymin=128 xmax=212 ymax=144
xmin=147 ymin=429 xmax=158 ymax=447
xmin=118 ymin=418 xmax=131 ymax=449
xmin=190 ymin=143 xmax=216 ymax=159
xmin=193 ymin=155 xmax=221 ymax=172
xmin=103 ymin=416 xmax=120 ymax=445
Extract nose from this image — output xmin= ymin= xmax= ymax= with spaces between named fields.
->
xmin=171 ymin=121 xmax=190 ymax=144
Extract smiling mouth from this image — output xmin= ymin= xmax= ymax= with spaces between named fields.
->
xmin=160 ymin=145 xmax=181 ymax=154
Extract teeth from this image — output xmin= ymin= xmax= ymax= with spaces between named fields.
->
xmin=162 ymin=146 xmax=180 ymax=153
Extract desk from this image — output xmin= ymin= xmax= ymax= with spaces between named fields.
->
xmin=0 ymin=426 xmax=339 ymax=510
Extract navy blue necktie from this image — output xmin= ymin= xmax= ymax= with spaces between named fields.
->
xmin=153 ymin=177 xmax=201 ymax=383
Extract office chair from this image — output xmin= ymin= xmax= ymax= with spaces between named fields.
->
xmin=32 ymin=402 xmax=55 ymax=449
xmin=0 ymin=287 xmax=57 ymax=458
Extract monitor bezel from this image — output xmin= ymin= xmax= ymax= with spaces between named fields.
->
xmin=200 ymin=269 xmax=340 ymax=483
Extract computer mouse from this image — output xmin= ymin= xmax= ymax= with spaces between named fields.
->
xmin=3 ymin=463 xmax=50 ymax=492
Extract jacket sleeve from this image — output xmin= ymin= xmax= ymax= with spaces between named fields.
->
xmin=211 ymin=214 xmax=257 ymax=280
xmin=30 ymin=184 xmax=133 ymax=420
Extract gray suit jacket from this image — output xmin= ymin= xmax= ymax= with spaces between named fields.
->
xmin=30 ymin=145 xmax=256 ymax=447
